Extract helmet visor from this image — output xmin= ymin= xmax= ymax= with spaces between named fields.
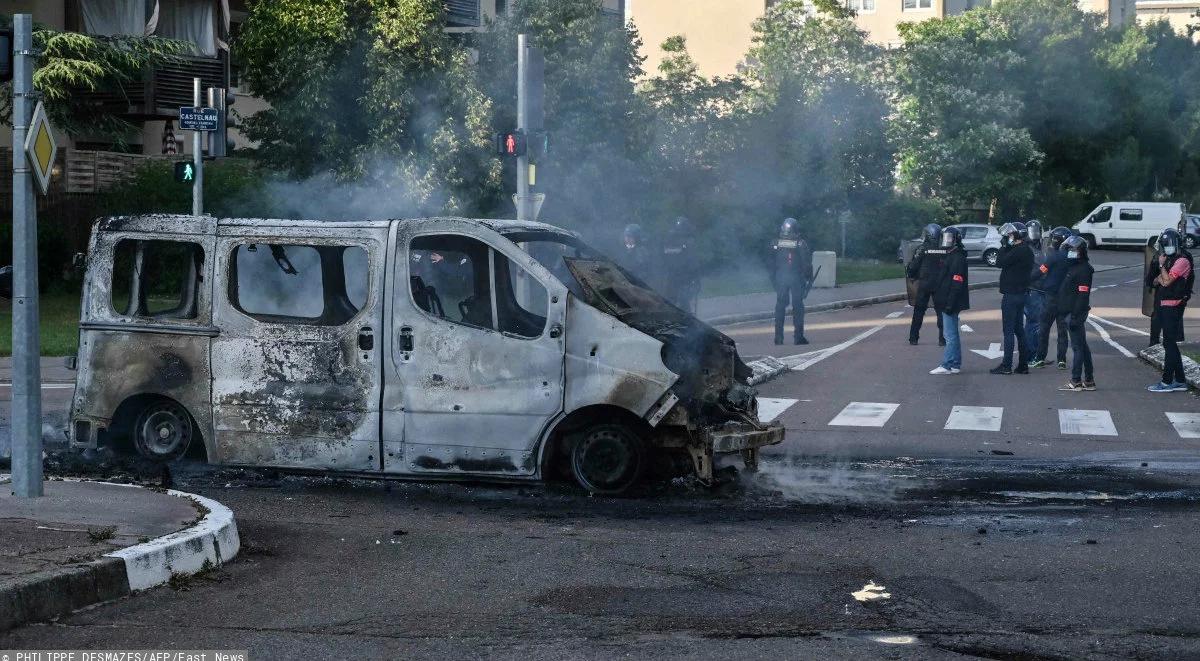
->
xmin=940 ymin=231 xmax=956 ymax=249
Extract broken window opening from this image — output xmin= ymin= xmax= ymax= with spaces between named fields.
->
xmin=229 ymin=243 xmax=369 ymax=326
xmin=409 ymin=234 xmax=493 ymax=330
xmin=111 ymin=239 xmax=204 ymax=320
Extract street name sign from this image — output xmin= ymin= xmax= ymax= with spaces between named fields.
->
xmin=179 ymin=106 xmax=219 ymax=131
xmin=24 ymin=100 xmax=56 ymax=195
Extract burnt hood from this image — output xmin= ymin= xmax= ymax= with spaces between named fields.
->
xmin=564 ymin=258 xmax=752 ymax=403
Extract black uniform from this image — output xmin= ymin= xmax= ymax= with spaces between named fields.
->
xmin=1153 ymin=252 xmax=1193 ymax=385
xmin=934 ymin=249 xmax=970 ymax=316
xmin=1060 ymin=258 xmax=1095 ymax=384
xmin=995 ymin=242 xmax=1035 ymax=371
xmin=773 ymin=237 xmax=814 ymax=344
xmin=661 ymin=233 xmax=700 ymax=313
xmin=618 ymin=242 xmax=654 ymax=283
xmin=1149 ymin=248 xmax=1194 ymax=345
xmin=907 ymin=245 xmax=947 ymax=344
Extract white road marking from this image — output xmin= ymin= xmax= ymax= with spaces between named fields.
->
xmin=886 ymin=311 xmax=905 ymax=319
xmin=970 ymin=342 xmax=1004 ymax=360
xmin=1166 ymin=412 xmax=1200 ymax=439
xmin=757 ymin=397 xmax=799 ymax=423
xmin=960 ymin=324 xmax=974 ymax=333
xmin=829 ymin=402 xmax=900 ymax=428
xmin=782 ymin=323 xmax=888 ymax=372
xmin=1058 ymin=409 xmax=1118 ymax=437
xmin=0 ymin=383 xmax=73 ymax=389
xmin=1089 ymin=314 xmax=1151 ymax=337
xmin=852 ymin=581 xmax=891 ymax=602
xmin=944 ymin=405 xmax=1003 ymax=432
xmin=1086 ymin=319 xmax=1135 ymax=358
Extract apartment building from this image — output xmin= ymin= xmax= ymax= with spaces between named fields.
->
xmin=1136 ymin=0 xmax=1200 ymax=40
xmin=630 ymin=0 xmax=1138 ymax=77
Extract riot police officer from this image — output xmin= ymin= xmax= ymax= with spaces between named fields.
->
xmin=1147 ymin=229 xmax=1194 ymax=392
xmin=618 ymin=223 xmax=653 ymax=282
xmin=772 ymin=217 xmax=814 ymax=345
xmin=1058 ymin=236 xmax=1095 ymax=391
xmin=1149 ymin=222 xmax=1195 ymax=346
xmin=1023 ymin=220 xmax=1045 ymax=350
xmin=930 ymin=226 xmax=969 ymax=375
xmin=661 ymin=216 xmax=700 ymax=313
xmin=991 ymin=221 xmax=1033 ymax=375
xmin=1031 ymin=226 xmax=1072 ymax=369
xmin=906 ymin=223 xmax=946 ymax=346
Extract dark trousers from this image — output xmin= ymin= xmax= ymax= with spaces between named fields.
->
xmin=1067 ymin=314 xmax=1093 ymax=383
xmin=1037 ymin=294 xmax=1069 ymax=363
xmin=1150 ymin=307 xmax=1160 ymax=345
xmin=775 ymin=282 xmax=807 ymax=342
xmin=909 ymin=287 xmax=944 ymax=343
xmin=1000 ymin=292 xmax=1029 ymax=369
xmin=1160 ymin=305 xmax=1186 ymax=384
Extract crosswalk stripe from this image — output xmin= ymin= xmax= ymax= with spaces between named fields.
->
xmin=757 ymin=398 xmax=799 ymax=423
xmin=1058 ymin=409 xmax=1118 ymax=436
xmin=1166 ymin=412 xmax=1200 ymax=439
xmin=829 ymin=402 xmax=900 ymax=428
xmin=944 ymin=405 xmax=1003 ymax=432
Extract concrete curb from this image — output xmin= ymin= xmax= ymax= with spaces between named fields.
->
xmin=706 ymin=264 xmax=1138 ymax=328
xmin=1137 ymin=345 xmax=1200 ymax=389
xmin=0 ymin=481 xmax=240 ymax=631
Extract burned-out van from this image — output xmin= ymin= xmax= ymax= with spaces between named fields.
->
xmin=69 ymin=215 xmax=782 ymax=494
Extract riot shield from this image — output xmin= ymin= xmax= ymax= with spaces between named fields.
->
xmin=1142 ymin=244 xmax=1155 ymax=317
xmin=906 ymin=277 xmax=919 ymax=307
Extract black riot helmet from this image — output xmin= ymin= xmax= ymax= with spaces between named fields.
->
xmin=779 ymin=217 xmax=800 ymax=239
xmin=623 ymin=223 xmax=642 ymax=246
xmin=1026 ymin=220 xmax=1043 ymax=244
xmin=998 ymin=221 xmax=1026 ymax=246
xmin=941 ymin=226 xmax=963 ymax=249
xmin=1049 ymin=226 xmax=1071 ymax=249
xmin=922 ymin=223 xmax=943 ymax=247
xmin=1062 ymin=235 xmax=1088 ymax=260
xmin=1158 ymin=228 xmax=1182 ymax=256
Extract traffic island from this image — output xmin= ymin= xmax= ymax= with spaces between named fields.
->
xmin=0 ymin=477 xmax=239 ymax=631
xmin=1139 ymin=344 xmax=1200 ymax=389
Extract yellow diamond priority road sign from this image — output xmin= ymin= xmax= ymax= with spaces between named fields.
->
xmin=24 ymin=101 xmax=57 ymax=196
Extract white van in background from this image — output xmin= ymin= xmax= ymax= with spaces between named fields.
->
xmin=1073 ymin=202 xmax=1186 ymax=248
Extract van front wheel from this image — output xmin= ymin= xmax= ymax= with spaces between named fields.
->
xmin=132 ymin=399 xmax=194 ymax=462
xmin=570 ymin=424 xmax=645 ymax=495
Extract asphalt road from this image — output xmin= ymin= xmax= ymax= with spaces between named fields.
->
xmin=5 ymin=247 xmax=1200 ymax=659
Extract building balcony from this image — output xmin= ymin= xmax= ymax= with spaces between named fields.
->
xmin=76 ymin=52 xmax=229 ymax=121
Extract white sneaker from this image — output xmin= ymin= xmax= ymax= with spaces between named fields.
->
xmin=930 ymin=366 xmax=952 ymax=375
xmin=950 ymin=368 xmax=961 ymax=374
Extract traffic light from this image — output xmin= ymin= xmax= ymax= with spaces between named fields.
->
xmin=495 ymin=130 xmax=526 ymax=157
xmin=528 ymin=130 xmax=549 ymax=161
xmin=174 ymin=161 xmax=196 ymax=184
xmin=0 ymin=30 xmax=12 ymax=84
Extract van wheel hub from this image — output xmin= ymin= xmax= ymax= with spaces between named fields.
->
xmin=134 ymin=401 xmax=193 ymax=461
xmin=570 ymin=425 xmax=644 ymax=495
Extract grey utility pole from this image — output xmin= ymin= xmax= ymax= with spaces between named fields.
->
xmin=515 ymin=34 xmax=530 ymax=221
xmin=192 ymin=77 xmax=203 ymax=215
xmin=11 ymin=13 xmax=43 ymax=498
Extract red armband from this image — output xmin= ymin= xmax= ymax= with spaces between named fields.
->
xmin=952 ymin=274 xmax=964 ymax=282
xmin=1077 ymin=285 xmax=1089 ymax=292
xmin=1039 ymin=264 xmax=1048 ymax=274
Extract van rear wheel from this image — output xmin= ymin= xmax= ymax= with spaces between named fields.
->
xmin=570 ymin=424 xmax=645 ymax=495
xmin=132 ymin=399 xmax=194 ymax=462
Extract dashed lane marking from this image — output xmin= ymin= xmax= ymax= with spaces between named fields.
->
xmin=757 ymin=398 xmax=799 ymax=423
xmin=829 ymin=402 xmax=900 ymax=428
xmin=1059 ymin=409 xmax=1118 ymax=437
xmin=1166 ymin=412 xmax=1200 ymax=439
xmin=886 ymin=311 xmax=905 ymax=319
xmin=944 ymin=405 xmax=1003 ymax=432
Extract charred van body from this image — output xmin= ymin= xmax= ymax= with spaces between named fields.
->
xmin=67 ymin=215 xmax=781 ymax=494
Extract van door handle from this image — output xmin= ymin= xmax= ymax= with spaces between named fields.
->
xmin=358 ymin=327 xmax=374 ymax=351
xmin=400 ymin=326 xmax=414 ymax=352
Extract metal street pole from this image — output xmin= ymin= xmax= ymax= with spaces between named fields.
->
xmin=515 ymin=34 xmax=529 ymax=221
xmin=11 ymin=14 xmax=43 ymax=498
xmin=192 ymin=77 xmax=203 ymax=216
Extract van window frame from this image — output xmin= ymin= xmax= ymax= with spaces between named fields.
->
xmin=223 ymin=239 xmax=375 ymax=329
xmin=108 ymin=237 xmax=206 ymax=322
xmin=1118 ymin=208 xmax=1142 ymax=222
xmin=405 ymin=231 xmax=552 ymax=341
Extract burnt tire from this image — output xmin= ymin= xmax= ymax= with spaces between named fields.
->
xmin=570 ymin=424 xmax=645 ymax=495
xmin=132 ymin=399 xmax=194 ymax=462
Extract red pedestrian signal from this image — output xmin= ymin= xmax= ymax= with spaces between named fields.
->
xmin=495 ymin=130 xmax=527 ymax=157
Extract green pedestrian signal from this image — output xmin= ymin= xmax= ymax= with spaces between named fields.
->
xmin=174 ymin=161 xmax=196 ymax=184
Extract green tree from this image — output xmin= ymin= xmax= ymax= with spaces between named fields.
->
xmin=235 ymin=0 xmax=500 ymax=215
xmin=0 ymin=21 xmax=186 ymax=144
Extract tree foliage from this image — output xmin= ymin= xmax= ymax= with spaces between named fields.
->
xmin=236 ymin=0 xmax=500 ymax=215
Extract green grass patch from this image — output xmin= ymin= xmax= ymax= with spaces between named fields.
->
xmin=0 ymin=291 xmax=81 ymax=357
xmin=836 ymin=259 xmax=905 ymax=285
xmin=1185 ymin=349 xmax=1200 ymax=364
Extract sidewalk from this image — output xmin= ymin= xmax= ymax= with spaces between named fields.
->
xmin=0 ymin=356 xmax=76 ymax=383
xmin=0 ymin=478 xmax=240 ymax=631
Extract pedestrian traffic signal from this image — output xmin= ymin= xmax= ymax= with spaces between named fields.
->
xmin=174 ymin=161 xmax=196 ymax=184
xmin=495 ymin=130 xmax=526 ymax=157
xmin=0 ymin=30 xmax=12 ymax=84
xmin=528 ymin=130 xmax=549 ymax=161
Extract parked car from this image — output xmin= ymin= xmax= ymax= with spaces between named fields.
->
xmin=67 ymin=215 xmax=782 ymax=495
xmin=1072 ymin=201 xmax=1186 ymax=249
xmin=1183 ymin=214 xmax=1199 ymax=249
xmin=899 ymin=224 xmax=1002 ymax=267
